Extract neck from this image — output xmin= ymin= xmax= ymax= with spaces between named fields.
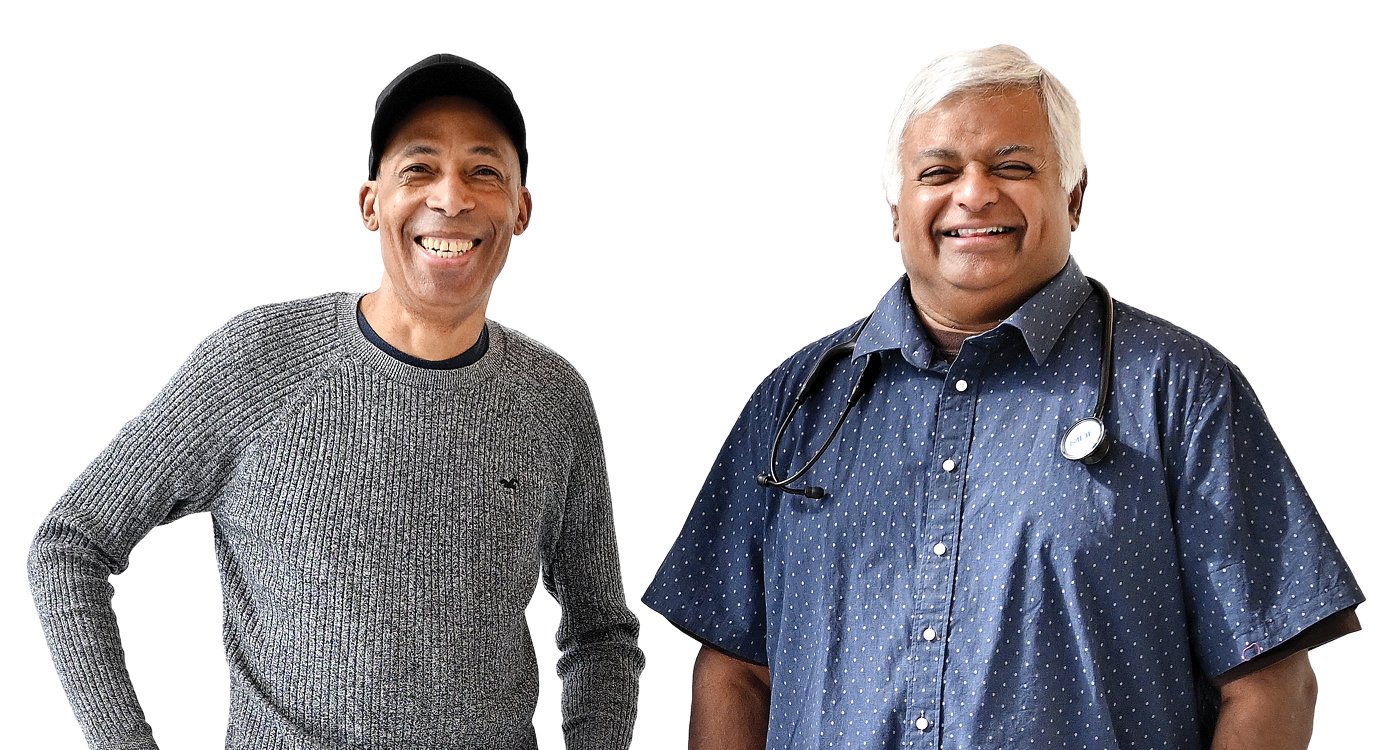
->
xmin=360 ymin=288 xmax=486 ymax=361
xmin=907 ymin=266 xmax=1065 ymax=338
xmin=909 ymin=290 xmax=1011 ymax=336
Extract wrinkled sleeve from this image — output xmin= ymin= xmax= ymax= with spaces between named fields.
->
xmin=27 ymin=323 xmax=256 ymax=750
xmin=642 ymin=378 xmax=780 ymax=666
xmin=1168 ymin=357 xmax=1364 ymax=679
xmin=542 ymin=387 xmax=645 ymax=750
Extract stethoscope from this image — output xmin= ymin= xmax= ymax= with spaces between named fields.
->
xmin=756 ymin=278 xmax=1115 ymax=499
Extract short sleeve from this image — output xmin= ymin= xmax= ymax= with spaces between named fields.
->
xmin=1169 ymin=358 xmax=1364 ymax=678
xmin=643 ymin=380 xmax=781 ymax=665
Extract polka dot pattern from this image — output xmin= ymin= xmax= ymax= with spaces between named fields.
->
xmin=643 ymin=258 xmax=1363 ymax=749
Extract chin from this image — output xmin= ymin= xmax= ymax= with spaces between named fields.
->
xmin=934 ymin=261 xmax=1020 ymax=293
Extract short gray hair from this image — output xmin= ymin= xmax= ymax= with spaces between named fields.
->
xmin=882 ymin=45 xmax=1085 ymax=203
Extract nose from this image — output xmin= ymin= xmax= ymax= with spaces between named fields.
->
xmin=426 ymin=175 xmax=475 ymax=217
xmin=955 ymin=166 xmax=998 ymax=212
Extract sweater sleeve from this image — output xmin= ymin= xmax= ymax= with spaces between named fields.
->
xmin=27 ymin=316 xmax=276 ymax=750
xmin=541 ymin=388 xmax=645 ymax=750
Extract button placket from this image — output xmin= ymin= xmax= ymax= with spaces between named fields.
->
xmin=915 ymin=360 xmax=980 ymax=743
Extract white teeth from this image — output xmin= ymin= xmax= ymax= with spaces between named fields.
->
xmin=419 ymin=237 xmax=477 ymax=257
xmin=946 ymin=226 xmax=1012 ymax=237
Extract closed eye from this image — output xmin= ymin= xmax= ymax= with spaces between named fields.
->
xmin=992 ymin=163 xmax=1034 ymax=179
xmin=919 ymin=166 xmax=959 ymax=185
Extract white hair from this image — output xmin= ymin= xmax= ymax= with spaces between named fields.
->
xmin=882 ymin=45 xmax=1085 ymax=203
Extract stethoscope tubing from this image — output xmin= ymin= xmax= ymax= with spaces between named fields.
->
xmin=758 ymin=278 xmax=1115 ymax=498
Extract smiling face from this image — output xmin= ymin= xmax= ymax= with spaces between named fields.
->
xmin=891 ymin=86 xmax=1084 ymax=327
xmin=359 ymin=96 xmax=531 ymax=326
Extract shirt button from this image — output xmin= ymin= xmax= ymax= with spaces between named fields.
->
xmin=955 ymin=379 xmax=969 ymax=392
xmin=933 ymin=542 xmax=948 ymax=556
xmin=942 ymin=459 xmax=956 ymax=472
xmin=922 ymin=627 xmax=938 ymax=642
xmin=915 ymin=716 xmax=930 ymax=731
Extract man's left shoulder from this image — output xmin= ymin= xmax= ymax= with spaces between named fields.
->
xmin=489 ymin=321 xmax=592 ymax=405
xmin=1112 ymin=300 xmax=1241 ymax=376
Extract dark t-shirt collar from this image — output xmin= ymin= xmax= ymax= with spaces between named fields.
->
xmin=356 ymin=301 xmax=489 ymax=370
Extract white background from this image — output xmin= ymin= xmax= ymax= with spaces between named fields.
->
xmin=2 ymin=1 xmax=1393 ymax=747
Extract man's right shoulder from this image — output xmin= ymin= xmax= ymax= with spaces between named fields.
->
xmin=184 ymin=292 xmax=348 ymax=378
xmin=753 ymin=319 xmax=867 ymax=401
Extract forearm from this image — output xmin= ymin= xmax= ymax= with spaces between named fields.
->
xmin=558 ymin=618 xmax=644 ymax=750
xmin=550 ymin=507 xmax=644 ymax=749
xmin=1211 ymin=650 xmax=1317 ymax=750
xmin=549 ymin=395 xmax=646 ymax=749
xmin=30 ymin=520 xmax=158 ymax=750
xmin=690 ymin=644 xmax=770 ymax=750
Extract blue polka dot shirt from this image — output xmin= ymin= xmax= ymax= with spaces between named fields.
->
xmin=643 ymin=257 xmax=1363 ymax=749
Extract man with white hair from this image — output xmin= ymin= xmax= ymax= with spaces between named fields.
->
xmin=644 ymin=45 xmax=1362 ymax=749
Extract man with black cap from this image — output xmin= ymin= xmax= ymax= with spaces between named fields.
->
xmin=29 ymin=54 xmax=644 ymax=749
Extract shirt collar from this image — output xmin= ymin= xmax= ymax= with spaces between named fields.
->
xmin=1002 ymin=257 xmax=1093 ymax=365
xmin=852 ymin=256 xmax=1093 ymax=368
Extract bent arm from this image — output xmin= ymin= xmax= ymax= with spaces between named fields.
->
xmin=29 ymin=408 xmax=227 ymax=750
xmin=29 ymin=318 xmax=267 ymax=749
xmin=690 ymin=644 xmax=770 ymax=750
xmin=1211 ymin=650 xmax=1318 ymax=750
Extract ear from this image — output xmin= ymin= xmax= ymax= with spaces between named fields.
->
xmin=359 ymin=181 xmax=379 ymax=231
xmin=513 ymin=186 xmax=533 ymax=235
xmin=890 ymin=203 xmax=901 ymax=243
xmin=1068 ymin=169 xmax=1087 ymax=231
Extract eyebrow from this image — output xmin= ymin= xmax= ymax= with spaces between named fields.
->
xmin=395 ymin=143 xmax=506 ymax=160
xmin=917 ymin=144 xmax=1039 ymax=159
xmin=993 ymin=144 xmax=1037 ymax=157
xmin=399 ymin=144 xmax=439 ymax=158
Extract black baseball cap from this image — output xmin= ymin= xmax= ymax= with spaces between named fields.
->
xmin=368 ymin=54 xmax=528 ymax=182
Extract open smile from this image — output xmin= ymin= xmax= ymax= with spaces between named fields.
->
xmin=416 ymin=236 xmax=481 ymax=258
xmin=941 ymin=226 xmax=1016 ymax=238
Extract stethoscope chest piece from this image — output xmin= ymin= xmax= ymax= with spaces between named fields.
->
xmin=1060 ymin=416 xmax=1109 ymax=464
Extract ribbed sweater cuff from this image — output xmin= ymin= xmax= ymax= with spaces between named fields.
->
xmin=564 ymin=718 xmax=635 ymax=750
xmin=89 ymin=738 xmax=159 ymax=750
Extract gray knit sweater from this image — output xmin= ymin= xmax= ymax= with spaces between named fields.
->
xmin=28 ymin=293 xmax=643 ymax=749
